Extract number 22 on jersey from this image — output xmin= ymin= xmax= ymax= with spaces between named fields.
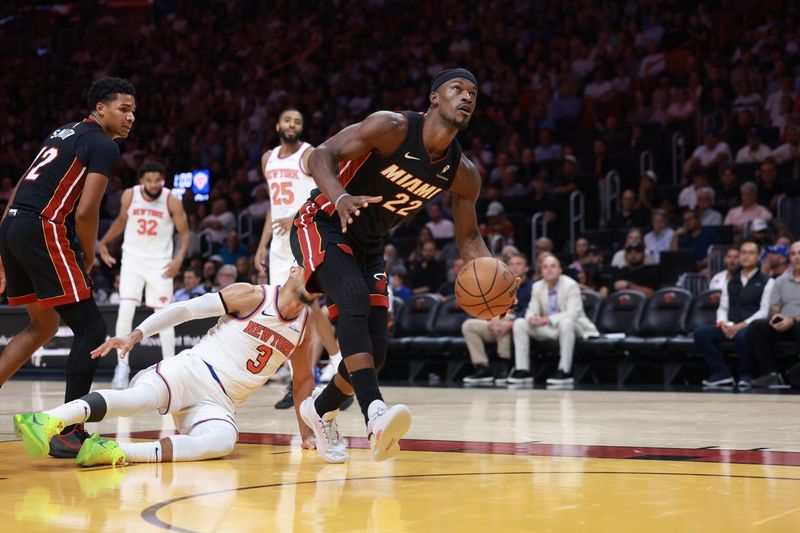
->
xmin=382 ymin=193 xmax=422 ymax=217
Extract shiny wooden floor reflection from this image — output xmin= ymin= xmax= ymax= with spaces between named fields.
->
xmin=1 ymin=380 xmax=800 ymax=532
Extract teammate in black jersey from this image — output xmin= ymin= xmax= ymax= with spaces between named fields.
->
xmin=293 ymin=68 xmax=520 ymax=462
xmin=0 ymin=77 xmax=135 ymax=456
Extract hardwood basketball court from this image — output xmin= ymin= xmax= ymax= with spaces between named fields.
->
xmin=1 ymin=380 xmax=798 ymax=532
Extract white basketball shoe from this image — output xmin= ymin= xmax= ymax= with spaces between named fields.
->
xmin=300 ymin=389 xmax=347 ymax=463
xmin=366 ymin=400 xmax=412 ymax=462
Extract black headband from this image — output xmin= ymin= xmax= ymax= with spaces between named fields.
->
xmin=431 ymin=68 xmax=478 ymax=92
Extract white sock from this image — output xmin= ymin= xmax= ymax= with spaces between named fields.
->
xmin=45 ymin=399 xmax=90 ymax=426
xmin=329 ymin=352 xmax=342 ymax=366
xmin=119 ymin=441 xmax=163 ymax=463
xmin=159 ymin=326 xmax=175 ymax=358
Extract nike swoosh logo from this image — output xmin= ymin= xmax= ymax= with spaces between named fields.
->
xmin=261 ymin=311 xmax=275 ymax=317
xmin=404 ymin=152 xmax=421 ymax=160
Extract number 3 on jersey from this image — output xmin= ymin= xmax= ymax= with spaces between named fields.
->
xmin=247 ymin=344 xmax=273 ymax=374
xmin=270 ymin=182 xmax=295 ymax=206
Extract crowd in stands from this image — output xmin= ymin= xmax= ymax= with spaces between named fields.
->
xmin=1 ymin=2 xmax=800 ymax=384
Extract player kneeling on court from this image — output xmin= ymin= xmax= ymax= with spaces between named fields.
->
xmin=12 ymin=266 xmax=350 ymax=466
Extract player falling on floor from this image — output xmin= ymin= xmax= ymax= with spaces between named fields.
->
xmin=294 ymin=68 xmax=517 ymax=462
xmin=98 ymin=160 xmax=190 ymax=389
xmin=0 ymin=77 xmax=136 ymax=457
xmin=13 ymin=266 xmax=327 ymax=466
xmin=254 ymin=108 xmax=343 ymax=410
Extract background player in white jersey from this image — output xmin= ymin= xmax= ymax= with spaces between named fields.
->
xmin=98 ymin=160 xmax=190 ymax=389
xmin=11 ymin=266 xmax=345 ymax=466
xmin=254 ymin=109 xmax=343 ymax=409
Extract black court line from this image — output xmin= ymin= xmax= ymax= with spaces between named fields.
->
xmin=140 ymin=470 xmax=800 ymax=533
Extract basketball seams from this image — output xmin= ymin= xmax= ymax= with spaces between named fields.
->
xmin=474 ymin=259 xmax=497 ymax=317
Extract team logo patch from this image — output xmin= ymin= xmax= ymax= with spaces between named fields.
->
xmin=617 ymin=295 xmax=630 ymax=306
xmin=160 ymin=296 xmax=169 ymax=304
xmin=373 ymin=273 xmax=388 ymax=293
xmin=193 ymin=171 xmax=209 ymax=191
xmin=663 ymin=292 xmax=675 ymax=305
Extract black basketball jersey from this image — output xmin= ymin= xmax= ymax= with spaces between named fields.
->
xmin=311 ymin=111 xmax=463 ymax=244
xmin=12 ymin=119 xmax=120 ymax=226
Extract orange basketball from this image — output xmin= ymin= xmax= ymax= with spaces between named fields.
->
xmin=455 ymin=257 xmax=517 ymax=319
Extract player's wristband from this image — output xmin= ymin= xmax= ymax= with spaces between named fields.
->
xmin=334 ymin=193 xmax=351 ymax=209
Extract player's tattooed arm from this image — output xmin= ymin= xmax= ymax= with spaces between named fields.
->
xmin=307 ymin=111 xmax=406 ymax=233
xmin=450 ymin=155 xmax=491 ymax=263
xmin=98 ymin=188 xmax=132 ymax=267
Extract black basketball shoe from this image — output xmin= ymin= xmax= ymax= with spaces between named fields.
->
xmin=49 ymin=426 xmax=91 ymax=458
xmin=275 ymin=382 xmax=294 ymax=410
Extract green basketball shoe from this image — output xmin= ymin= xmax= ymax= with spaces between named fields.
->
xmin=76 ymin=434 xmax=127 ymax=467
xmin=13 ymin=413 xmax=65 ymax=459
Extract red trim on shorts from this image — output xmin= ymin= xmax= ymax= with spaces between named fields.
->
xmin=327 ymin=294 xmax=388 ymax=320
xmin=313 ymin=193 xmax=336 ymax=216
xmin=337 ymin=244 xmax=354 ymax=256
xmin=39 ymin=220 xmax=91 ymax=307
xmin=6 ymin=294 xmax=37 ymax=306
xmin=293 ymin=201 xmax=326 ymax=284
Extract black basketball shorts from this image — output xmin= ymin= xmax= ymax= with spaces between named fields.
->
xmin=0 ymin=209 xmax=92 ymax=307
xmin=290 ymin=196 xmax=388 ymax=319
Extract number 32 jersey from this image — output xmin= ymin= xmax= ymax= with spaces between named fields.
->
xmin=122 ymin=185 xmax=175 ymax=261
xmin=198 ymin=284 xmax=309 ymax=406
xmin=304 ymin=111 xmax=462 ymax=244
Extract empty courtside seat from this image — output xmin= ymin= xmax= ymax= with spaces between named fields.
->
xmin=580 ymin=290 xmax=647 ymax=353
xmin=408 ymin=296 xmax=471 ymax=383
xmin=388 ymin=293 xmax=439 ymax=356
xmin=667 ymin=290 xmax=721 ymax=353
xmin=620 ymin=288 xmax=693 ymax=352
xmin=581 ymin=290 xmax=603 ymax=323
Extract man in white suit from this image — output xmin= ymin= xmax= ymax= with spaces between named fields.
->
xmin=508 ymin=255 xmax=599 ymax=386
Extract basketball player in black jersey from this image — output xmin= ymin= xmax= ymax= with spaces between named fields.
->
xmin=0 ymin=77 xmax=135 ymax=457
xmin=292 ymin=68 xmax=519 ymax=462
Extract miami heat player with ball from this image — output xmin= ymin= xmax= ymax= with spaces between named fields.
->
xmin=293 ymin=68 xmax=520 ymax=463
xmin=99 ymin=160 xmax=190 ymax=389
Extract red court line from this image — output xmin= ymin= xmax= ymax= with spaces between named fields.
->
xmin=121 ymin=431 xmax=800 ymax=467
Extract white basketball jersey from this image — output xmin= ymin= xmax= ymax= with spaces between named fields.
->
xmin=122 ymin=185 xmax=175 ymax=260
xmin=198 ymin=285 xmax=308 ymax=405
xmin=263 ymin=142 xmax=317 ymax=220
